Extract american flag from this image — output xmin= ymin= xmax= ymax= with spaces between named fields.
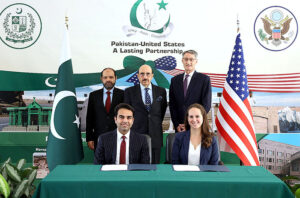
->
xmin=126 ymin=71 xmax=139 ymax=84
xmin=215 ymin=33 xmax=260 ymax=166
xmin=204 ymin=72 xmax=300 ymax=93
xmin=154 ymin=56 xmax=177 ymax=70
xmin=168 ymin=71 xmax=300 ymax=93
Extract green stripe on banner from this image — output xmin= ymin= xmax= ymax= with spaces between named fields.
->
xmin=0 ymin=70 xmax=101 ymax=91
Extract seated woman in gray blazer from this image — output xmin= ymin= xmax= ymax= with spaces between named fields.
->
xmin=172 ymin=103 xmax=219 ymax=165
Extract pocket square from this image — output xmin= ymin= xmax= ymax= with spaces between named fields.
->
xmin=156 ymin=96 xmax=163 ymax=102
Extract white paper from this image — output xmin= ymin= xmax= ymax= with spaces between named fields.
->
xmin=101 ymin=165 xmax=128 ymax=171
xmin=173 ymin=165 xmax=200 ymax=171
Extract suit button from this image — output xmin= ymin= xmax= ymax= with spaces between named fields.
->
xmin=148 ymin=114 xmax=151 ymax=118
xmin=106 ymin=116 xmax=110 ymax=119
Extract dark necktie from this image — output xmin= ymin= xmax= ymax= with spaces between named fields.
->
xmin=183 ymin=74 xmax=189 ymax=98
xmin=145 ymin=88 xmax=151 ymax=112
xmin=105 ymin=91 xmax=111 ymax=113
xmin=120 ymin=136 xmax=126 ymax=164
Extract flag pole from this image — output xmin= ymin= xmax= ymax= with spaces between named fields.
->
xmin=65 ymin=16 xmax=69 ymax=30
xmin=237 ymin=14 xmax=244 ymax=166
xmin=237 ymin=14 xmax=240 ymax=33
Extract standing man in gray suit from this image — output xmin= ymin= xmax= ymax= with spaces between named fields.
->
xmin=94 ymin=103 xmax=150 ymax=165
xmin=124 ymin=65 xmax=167 ymax=164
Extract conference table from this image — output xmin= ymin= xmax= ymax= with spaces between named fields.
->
xmin=33 ymin=165 xmax=293 ymax=198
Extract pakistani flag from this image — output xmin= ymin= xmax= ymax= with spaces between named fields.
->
xmin=47 ymin=25 xmax=84 ymax=171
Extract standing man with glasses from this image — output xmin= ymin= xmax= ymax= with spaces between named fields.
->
xmin=124 ymin=65 xmax=167 ymax=164
xmin=86 ymin=68 xmax=124 ymax=151
xmin=169 ymin=50 xmax=212 ymax=132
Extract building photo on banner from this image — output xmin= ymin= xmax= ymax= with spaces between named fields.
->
xmin=0 ymin=0 xmax=300 ymax=197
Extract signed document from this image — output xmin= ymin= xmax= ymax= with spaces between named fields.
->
xmin=101 ymin=165 xmax=128 ymax=171
xmin=173 ymin=165 xmax=200 ymax=171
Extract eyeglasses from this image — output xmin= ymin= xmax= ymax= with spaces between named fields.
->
xmin=139 ymin=72 xmax=152 ymax=77
xmin=182 ymin=58 xmax=197 ymax=62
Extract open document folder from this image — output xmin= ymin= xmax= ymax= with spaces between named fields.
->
xmin=173 ymin=165 xmax=230 ymax=172
xmin=101 ymin=164 xmax=157 ymax=171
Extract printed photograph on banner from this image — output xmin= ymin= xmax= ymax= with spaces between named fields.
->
xmin=257 ymin=133 xmax=300 ymax=186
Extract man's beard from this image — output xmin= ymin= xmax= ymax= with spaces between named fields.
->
xmin=104 ymin=82 xmax=115 ymax=90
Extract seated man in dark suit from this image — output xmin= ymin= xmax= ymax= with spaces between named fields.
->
xmin=94 ymin=103 xmax=150 ymax=164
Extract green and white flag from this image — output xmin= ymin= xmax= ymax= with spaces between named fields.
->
xmin=46 ymin=25 xmax=84 ymax=171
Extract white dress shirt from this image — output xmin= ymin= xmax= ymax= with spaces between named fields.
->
xmin=140 ymin=83 xmax=153 ymax=104
xmin=183 ymin=70 xmax=195 ymax=89
xmin=115 ymin=130 xmax=130 ymax=164
xmin=188 ymin=141 xmax=201 ymax=165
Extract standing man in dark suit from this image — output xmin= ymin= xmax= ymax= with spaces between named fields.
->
xmin=124 ymin=65 xmax=167 ymax=164
xmin=94 ymin=103 xmax=150 ymax=164
xmin=169 ymin=50 xmax=212 ymax=132
xmin=86 ymin=68 xmax=124 ymax=151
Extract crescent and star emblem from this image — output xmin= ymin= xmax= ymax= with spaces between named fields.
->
xmin=130 ymin=0 xmax=170 ymax=33
xmin=50 ymin=91 xmax=79 ymax=140
xmin=16 ymin=8 xmax=22 ymax=14
xmin=45 ymin=77 xmax=57 ymax=87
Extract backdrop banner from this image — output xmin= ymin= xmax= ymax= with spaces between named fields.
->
xmin=0 ymin=0 xmax=299 ymax=91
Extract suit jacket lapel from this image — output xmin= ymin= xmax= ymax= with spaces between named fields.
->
xmin=185 ymin=72 xmax=197 ymax=102
xmin=112 ymin=130 xmax=117 ymax=163
xmin=199 ymin=144 xmax=205 ymax=165
xmin=99 ymin=89 xmax=106 ymax=112
xmin=110 ymin=88 xmax=118 ymax=114
xmin=137 ymin=84 xmax=148 ymax=112
xmin=178 ymin=74 xmax=185 ymax=101
xmin=151 ymin=84 xmax=157 ymax=109
xmin=183 ymin=131 xmax=190 ymax=163
xmin=129 ymin=132 xmax=135 ymax=164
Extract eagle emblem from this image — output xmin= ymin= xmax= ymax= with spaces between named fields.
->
xmin=257 ymin=8 xmax=295 ymax=47
xmin=260 ymin=16 xmax=292 ymax=46
xmin=254 ymin=6 xmax=298 ymax=51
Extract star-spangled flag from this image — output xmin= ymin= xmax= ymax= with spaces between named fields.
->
xmin=126 ymin=56 xmax=177 ymax=85
xmin=47 ymin=24 xmax=84 ymax=171
xmin=215 ymin=33 xmax=260 ymax=166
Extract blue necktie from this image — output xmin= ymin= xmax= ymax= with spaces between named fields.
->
xmin=145 ymin=88 xmax=151 ymax=112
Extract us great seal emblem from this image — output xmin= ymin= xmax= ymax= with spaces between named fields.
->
xmin=254 ymin=6 xmax=298 ymax=51
xmin=0 ymin=3 xmax=42 ymax=49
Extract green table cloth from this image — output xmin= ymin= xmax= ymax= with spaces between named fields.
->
xmin=33 ymin=165 xmax=293 ymax=198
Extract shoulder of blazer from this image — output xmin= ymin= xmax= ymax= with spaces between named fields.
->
xmin=175 ymin=130 xmax=189 ymax=141
xmin=152 ymin=84 xmax=166 ymax=92
xmin=171 ymin=73 xmax=184 ymax=82
xmin=130 ymin=131 xmax=146 ymax=143
xmin=88 ymin=89 xmax=103 ymax=101
xmin=100 ymin=130 xmax=117 ymax=139
xmin=114 ymin=87 xmax=125 ymax=94
xmin=125 ymin=84 xmax=139 ymax=93
xmin=90 ymin=89 xmax=103 ymax=97
xmin=194 ymin=72 xmax=210 ymax=80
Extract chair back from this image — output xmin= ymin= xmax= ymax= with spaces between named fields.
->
xmin=143 ymin=134 xmax=152 ymax=164
xmin=213 ymin=132 xmax=224 ymax=165
xmin=165 ymin=133 xmax=176 ymax=164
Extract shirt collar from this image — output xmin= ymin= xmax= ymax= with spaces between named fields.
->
xmin=117 ymin=129 xmax=130 ymax=139
xmin=103 ymin=87 xmax=114 ymax=93
xmin=140 ymin=83 xmax=152 ymax=91
xmin=184 ymin=70 xmax=195 ymax=78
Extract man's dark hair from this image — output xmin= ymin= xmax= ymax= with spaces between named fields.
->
xmin=114 ymin=103 xmax=135 ymax=117
xmin=101 ymin=67 xmax=116 ymax=78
